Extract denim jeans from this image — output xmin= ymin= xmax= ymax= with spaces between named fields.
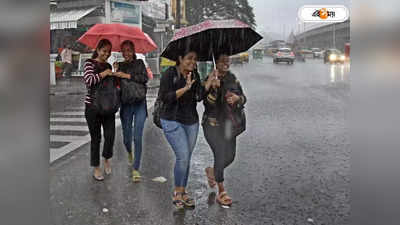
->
xmin=120 ymin=100 xmax=147 ymax=170
xmin=161 ymin=119 xmax=199 ymax=187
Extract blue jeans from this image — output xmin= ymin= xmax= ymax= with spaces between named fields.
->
xmin=120 ymin=100 xmax=147 ymax=170
xmin=161 ymin=119 xmax=199 ymax=187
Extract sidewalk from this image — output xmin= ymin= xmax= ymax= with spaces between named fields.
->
xmin=49 ymin=76 xmax=160 ymax=96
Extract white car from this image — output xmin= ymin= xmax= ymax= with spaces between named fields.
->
xmin=273 ymin=48 xmax=295 ymax=64
xmin=311 ymin=48 xmax=323 ymax=58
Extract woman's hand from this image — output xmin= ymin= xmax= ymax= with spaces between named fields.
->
xmin=205 ymin=70 xmax=218 ymax=90
xmin=100 ymin=69 xmax=113 ymax=78
xmin=211 ymin=78 xmax=220 ymax=89
xmin=226 ymin=93 xmax=241 ymax=105
xmin=113 ymin=62 xmax=119 ymax=71
xmin=113 ymin=71 xmax=131 ymax=79
xmin=184 ymin=72 xmax=196 ymax=91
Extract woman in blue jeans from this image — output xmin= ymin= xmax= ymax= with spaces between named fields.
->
xmin=114 ymin=40 xmax=148 ymax=182
xmin=159 ymin=50 xmax=204 ymax=209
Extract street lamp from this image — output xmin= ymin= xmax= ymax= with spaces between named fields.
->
xmin=50 ymin=1 xmax=57 ymax=10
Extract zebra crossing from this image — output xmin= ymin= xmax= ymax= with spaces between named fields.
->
xmin=50 ymin=98 xmax=156 ymax=163
xmin=49 ymin=106 xmax=120 ymax=163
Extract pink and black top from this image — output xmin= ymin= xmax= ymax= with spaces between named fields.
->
xmin=83 ymin=59 xmax=112 ymax=104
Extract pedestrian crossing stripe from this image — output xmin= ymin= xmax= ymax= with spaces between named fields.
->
xmin=50 ymin=98 xmax=156 ymax=164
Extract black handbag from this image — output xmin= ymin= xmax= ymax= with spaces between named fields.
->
xmin=91 ymin=76 xmax=121 ymax=116
xmin=153 ymin=67 xmax=179 ymax=129
xmin=152 ymin=94 xmax=164 ymax=129
xmin=225 ymin=104 xmax=246 ymax=137
xmin=120 ymin=79 xmax=146 ymax=104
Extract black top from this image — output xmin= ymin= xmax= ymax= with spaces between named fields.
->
xmin=202 ymin=71 xmax=247 ymax=126
xmin=159 ymin=66 xmax=204 ymax=125
xmin=117 ymin=59 xmax=148 ymax=84
xmin=117 ymin=59 xmax=149 ymax=115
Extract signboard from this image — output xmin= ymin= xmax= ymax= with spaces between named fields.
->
xmin=154 ymin=27 xmax=165 ymax=33
xmin=141 ymin=0 xmax=167 ymax=20
xmin=110 ymin=1 xmax=141 ymax=27
xmin=78 ymin=53 xmax=92 ymax=74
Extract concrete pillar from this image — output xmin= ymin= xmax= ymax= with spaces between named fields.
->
xmin=50 ymin=57 xmax=56 ymax=85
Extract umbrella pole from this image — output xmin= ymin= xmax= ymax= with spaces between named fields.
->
xmin=212 ymin=52 xmax=216 ymax=70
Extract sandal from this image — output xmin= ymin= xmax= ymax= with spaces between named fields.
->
xmin=182 ymin=192 xmax=195 ymax=208
xmin=132 ymin=170 xmax=141 ymax=182
xmin=216 ymin=192 xmax=232 ymax=207
xmin=205 ymin=167 xmax=216 ymax=188
xmin=172 ymin=192 xmax=185 ymax=210
xmin=93 ymin=168 xmax=104 ymax=181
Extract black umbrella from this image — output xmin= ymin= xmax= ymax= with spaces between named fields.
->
xmin=161 ymin=19 xmax=263 ymax=61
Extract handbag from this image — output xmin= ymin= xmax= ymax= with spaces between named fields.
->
xmin=152 ymin=94 xmax=164 ymax=129
xmin=225 ymin=104 xmax=246 ymax=137
xmin=120 ymin=79 xmax=146 ymax=104
xmin=91 ymin=76 xmax=121 ymax=116
xmin=153 ymin=67 xmax=179 ymax=129
xmin=224 ymin=90 xmax=246 ymax=137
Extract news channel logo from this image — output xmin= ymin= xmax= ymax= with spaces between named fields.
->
xmin=298 ymin=5 xmax=349 ymax=23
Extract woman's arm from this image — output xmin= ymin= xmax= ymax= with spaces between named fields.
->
xmin=159 ymin=69 xmax=178 ymax=104
xmin=114 ymin=60 xmax=149 ymax=83
xmin=83 ymin=61 xmax=111 ymax=87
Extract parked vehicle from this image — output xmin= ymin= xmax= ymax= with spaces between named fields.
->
xmin=273 ymin=48 xmax=295 ymax=64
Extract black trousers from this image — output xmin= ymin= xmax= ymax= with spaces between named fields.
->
xmin=85 ymin=104 xmax=115 ymax=167
xmin=203 ymin=123 xmax=237 ymax=183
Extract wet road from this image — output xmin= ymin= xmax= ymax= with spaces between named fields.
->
xmin=50 ymin=57 xmax=350 ymax=225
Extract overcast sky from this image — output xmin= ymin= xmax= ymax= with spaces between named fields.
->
xmin=247 ymin=0 xmax=351 ymax=38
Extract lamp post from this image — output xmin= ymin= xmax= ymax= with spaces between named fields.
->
xmin=176 ymin=0 xmax=181 ymax=29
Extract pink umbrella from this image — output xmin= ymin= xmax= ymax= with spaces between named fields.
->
xmin=78 ymin=23 xmax=157 ymax=53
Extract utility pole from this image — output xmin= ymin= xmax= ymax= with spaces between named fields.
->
xmin=176 ymin=0 xmax=181 ymax=29
xmin=333 ymin=23 xmax=336 ymax=48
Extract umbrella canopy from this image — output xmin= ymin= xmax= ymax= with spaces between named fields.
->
xmin=161 ymin=19 xmax=263 ymax=61
xmin=78 ymin=23 xmax=157 ymax=53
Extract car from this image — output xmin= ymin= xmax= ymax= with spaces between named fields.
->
xmin=273 ymin=48 xmax=295 ymax=64
xmin=323 ymin=49 xmax=346 ymax=64
xmin=266 ymin=48 xmax=278 ymax=56
xmin=311 ymin=48 xmax=323 ymax=58
xmin=295 ymin=51 xmax=306 ymax=62
xmin=252 ymin=48 xmax=264 ymax=60
xmin=239 ymin=52 xmax=249 ymax=63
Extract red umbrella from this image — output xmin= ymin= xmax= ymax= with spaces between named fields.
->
xmin=78 ymin=23 xmax=157 ymax=53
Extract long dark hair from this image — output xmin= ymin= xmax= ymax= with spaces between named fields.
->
xmin=176 ymin=49 xmax=197 ymax=66
xmin=91 ymin=39 xmax=112 ymax=59
xmin=120 ymin=40 xmax=137 ymax=61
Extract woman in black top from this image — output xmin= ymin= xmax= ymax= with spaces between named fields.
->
xmin=83 ymin=39 xmax=118 ymax=181
xmin=202 ymin=53 xmax=247 ymax=207
xmin=159 ymin=50 xmax=203 ymax=209
xmin=113 ymin=40 xmax=148 ymax=182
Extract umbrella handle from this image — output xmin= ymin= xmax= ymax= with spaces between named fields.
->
xmin=212 ymin=52 xmax=216 ymax=70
